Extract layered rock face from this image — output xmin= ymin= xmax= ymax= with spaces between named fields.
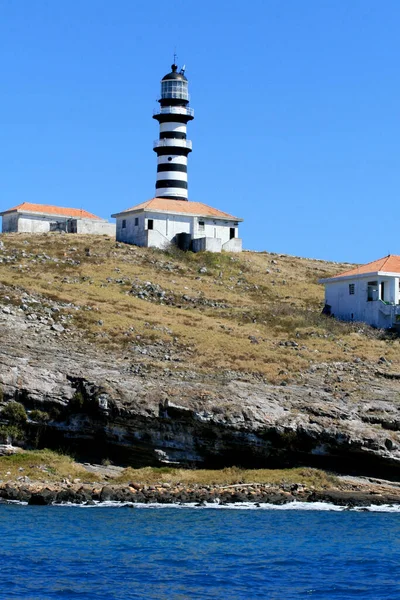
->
xmin=1 ymin=304 xmax=400 ymax=479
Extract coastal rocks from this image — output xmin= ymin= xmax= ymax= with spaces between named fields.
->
xmin=28 ymin=489 xmax=57 ymax=505
xmin=0 ymin=483 xmax=31 ymax=503
xmin=2 ymin=480 xmax=400 ymax=507
xmin=306 ymin=489 xmax=400 ymax=507
xmin=56 ymin=488 xmax=92 ymax=504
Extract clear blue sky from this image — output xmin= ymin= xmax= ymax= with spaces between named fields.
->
xmin=1 ymin=0 xmax=399 ymax=262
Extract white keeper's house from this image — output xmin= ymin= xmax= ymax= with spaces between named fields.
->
xmin=112 ymin=197 xmax=242 ymax=252
xmin=0 ymin=202 xmax=116 ymax=236
xmin=112 ymin=61 xmax=243 ymax=253
xmin=320 ymin=255 xmax=400 ymax=329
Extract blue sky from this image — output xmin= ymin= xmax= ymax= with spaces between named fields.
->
xmin=1 ymin=0 xmax=399 ymax=262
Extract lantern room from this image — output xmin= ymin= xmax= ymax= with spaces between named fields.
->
xmin=160 ymin=64 xmax=189 ymax=102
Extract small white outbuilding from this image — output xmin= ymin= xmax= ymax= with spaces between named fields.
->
xmin=319 ymin=255 xmax=400 ymax=329
xmin=0 ymin=202 xmax=116 ymax=236
xmin=111 ymin=197 xmax=243 ymax=253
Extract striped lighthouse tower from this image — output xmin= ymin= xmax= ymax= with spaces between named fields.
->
xmin=153 ymin=62 xmax=194 ymax=200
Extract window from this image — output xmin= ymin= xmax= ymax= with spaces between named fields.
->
xmin=147 ymin=219 xmax=154 ymax=230
xmin=367 ymin=281 xmax=378 ymax=302
xmin=198 ymin=220 xmax=205 ymax=232
xmin=122 ymin=219 xmax=126 ymax=229
xmin=134 ymin=217 xmax=139 ymax=226
xmin=349 ymin=283 xmax=355 ymax=295
xmin=161 ymin=80 xmax=189 ymax=100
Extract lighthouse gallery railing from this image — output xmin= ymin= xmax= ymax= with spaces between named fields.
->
xmin=153 ymin=106 xmax=194 ymax=117
xmin=153 ymin=139 xmax=193 ymax=150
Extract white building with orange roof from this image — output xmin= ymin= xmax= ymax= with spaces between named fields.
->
xmin=111 ymin=62 xmax=243 ymax=253
xmin=0 ymin=202 xmax=116 ymax=236
xmin=111 ymin=197 xmax=242 ymax=252
xmin=319 ymin=255 xmax=400 ymax=329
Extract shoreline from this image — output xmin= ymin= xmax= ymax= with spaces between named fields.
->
xmin=3 ymin=500 xmax=400 ymax=512
xmin=2 ymin=480 xmax=400 ymax=508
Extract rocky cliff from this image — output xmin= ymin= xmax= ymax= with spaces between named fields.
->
xmin=1 ymin=234 xmax=400 ymax=480
xmin=1 ymin=282 xmax=400 ymax=479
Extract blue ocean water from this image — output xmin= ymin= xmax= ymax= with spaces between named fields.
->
xmin=0 ymin=504 xmax=399 ymax=599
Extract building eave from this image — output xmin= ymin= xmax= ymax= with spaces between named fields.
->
xmin=111 ymin=207 xmax=243 ymax=222
xmin=319 ymin=270 xmax=400 ymax=284
xmin=1 ymin=209 xmax=104 ymax=221
xmin=0 ymin=209 xmax=16 ymax=217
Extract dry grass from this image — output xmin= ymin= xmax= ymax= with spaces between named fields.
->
xmin=1 ymin=232 xmax=398 ymax=382
xmin=115 ymin=465 xmax=339 ymax=488
xmin=0 ymin=448 xmax=339 ymax=489
xmin=0 ymin=449 xmax=98 ymax=483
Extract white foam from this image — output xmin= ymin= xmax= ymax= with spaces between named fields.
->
xmin=3 ymin=500 xmax=400 ymax=512
xmin=57 ymin=500 xmax=400 ymax=512
xmin=361 ymin=504 xmax=400 ymax=513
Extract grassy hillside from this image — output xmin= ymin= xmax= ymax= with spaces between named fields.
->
xmin=1 ymin=233 xmax=399 ymax=383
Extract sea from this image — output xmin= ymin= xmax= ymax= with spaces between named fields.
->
xmin=0 ymin=502 xmax=399 ymax=599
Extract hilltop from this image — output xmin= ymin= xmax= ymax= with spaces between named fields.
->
xmin=1 ymin=232 xmax=398 ymax=382
xmin=1 ymin=233 xmax=400 ymax=483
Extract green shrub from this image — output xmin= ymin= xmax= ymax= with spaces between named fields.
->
xmin=29 ymin=410 xmax=50 ymax=423
xmin=0 ymin=425 xmax=25 ymax=443
xmin=49 ymin=406 xmax=61 ymax=421
xmin=0 ymin=401 xmax=27 ymax=425
xmin=70 ymin=391 xmax=85 ymax=411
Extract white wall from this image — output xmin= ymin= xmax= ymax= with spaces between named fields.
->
xmin=2 ymin=214 xmax=18 ymax=232
xmin=146 ymin=211 xmax=192 ymax=239
xmin=76 ymin=219 xmax=116 ymax=236
xmin=157 ymin=155 xmax=187 ymax=165
xmin=2 ymin=212 xmax=114 ymax=236
xmin=116 ymin=212 xmax=193 ymax=244
xmin=115 ymin=210 xmax=242 ymax=253
xmin=116 ymin=213 xmax=145 ymax=244
xmin=156 ymin=171 xmax=187 ymax=182
xmin=18 ymin=214 xmax=59 ymax=233
xmin=324 ymin=275 xmax=400 ymax=328
xmin=192 ymin=237 xmax=222 ymax=253
xmin=159 ymin=122 xmax=187 ymax=134
xmin=192 ymin=217 xmax=238 ymax=246
xmin=222 ymin=238 xmax=243 ymax=252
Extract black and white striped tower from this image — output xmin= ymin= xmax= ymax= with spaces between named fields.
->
xmin=153 ymin=62 xmax=194 ymax=200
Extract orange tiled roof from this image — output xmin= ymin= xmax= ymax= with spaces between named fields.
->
xmin=0 ymin=202 xmax=102 ymax=220
xmin=328 ymin=255 xmax=400 ymax=279
xmin=112 ymin=198 xmax=242 ymax=221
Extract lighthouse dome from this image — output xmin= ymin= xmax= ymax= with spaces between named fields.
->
xmin=161 ymin=63 xmax=187 ymax=81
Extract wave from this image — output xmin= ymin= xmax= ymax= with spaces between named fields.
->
xmin=43 ymin=500 xmax=400 ymax=512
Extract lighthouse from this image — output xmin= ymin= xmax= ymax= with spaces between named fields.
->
xmin=111 ymin=62 xmax=243 ymax=253
xmin=152 ymin=62 xmax=194 ymax=201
